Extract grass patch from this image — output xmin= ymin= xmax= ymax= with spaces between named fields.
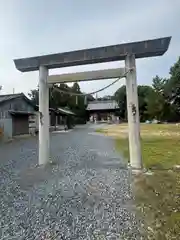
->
xmin=134 ymin=171 xmax=180 ymax=239
xmin=97 ymin=123 xmax=180 ymax=169
xmin=115 ymin=137 xmax=180 ymax=170
xmin=95 ymin=128 xmax=108 ymax=133
xmin=96 ymin=124 xmax=180 ymax=239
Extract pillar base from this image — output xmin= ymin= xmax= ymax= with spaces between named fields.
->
xmin=35 ymin=159 xmax=56 ymax=169
xmin=129 ymin=166 xmax=154 ymax=176
xmin=128 ymin=164 xmax=145 ymax=175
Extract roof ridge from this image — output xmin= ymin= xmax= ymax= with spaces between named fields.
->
xmin=0 ymin=93 xmax=30 ymax=106
xmin=0 ymin=93 xmax=23 ymax=97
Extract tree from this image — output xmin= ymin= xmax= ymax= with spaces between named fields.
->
xmin=69 ymin=83 xmax=87 ymax=122
xmin=28 ymin=82 xmax=88 ymax=123
xmin=28 ymin=88 xmax=39 ymax=105
xmin=114 ymin=85 xmax=153 ymax=121
xmin=142 ymin=77 xmax=168 ymax=121
xmin=152 ymin=75 xmax=167 ymax=94
xmin=166 ymin=57 xmax=180 ymax=112
xmin=146 ymin=57 xmax=180 ymax=122
xmin=28 ymin=57 xmax=180 ymax=123
xmin=146 ymin=90 xmax=166 ymax=121
xmin=114 ymin=85 xmax=127 ymax=119
xmin=137 ymin=85 xmax=154 ymax=121
xmin=68 ymin=82 xmax=81 ymax=109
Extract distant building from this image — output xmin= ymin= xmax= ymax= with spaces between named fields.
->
xmin=86 ymin=100 xmax=120 ymax=122
xmin=0 ymin=93 xmax=36 ymax=138
xmin=31 ymin=106 xmax=76 ymax=133
xmin=0 ymin=93 xmax=76 ymax=139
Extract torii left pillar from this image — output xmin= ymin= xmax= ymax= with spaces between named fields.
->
xmin=39 ymin=65 xmax=49 ymax=165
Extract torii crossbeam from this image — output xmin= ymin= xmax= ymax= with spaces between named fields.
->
xmin=47 ymin=68 xmax=125 ymax=84
xmin=13 ymin=36 xmax=171 ymax=170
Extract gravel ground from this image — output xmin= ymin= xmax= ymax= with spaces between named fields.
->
xmin=0 ymin=125 xmax=144 ymax=239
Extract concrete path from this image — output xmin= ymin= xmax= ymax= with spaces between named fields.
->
xmin=0 ymin=125 xmax=143 ymax=239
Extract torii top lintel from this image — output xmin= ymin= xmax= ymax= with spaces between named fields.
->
xmin=14 ymin=36 xmax=171 ymax=72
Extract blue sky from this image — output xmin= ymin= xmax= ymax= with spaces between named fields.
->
xmin=0 ymin=0 xmax=179 ymax=97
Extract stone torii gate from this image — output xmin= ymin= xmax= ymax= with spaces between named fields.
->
xmin=14 ymin=36 xmax=171 ymax=170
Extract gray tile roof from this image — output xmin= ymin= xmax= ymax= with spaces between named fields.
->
xmin=86 ymin=100 xmax=119 ymax=111
xmin=36 ymin=106 xmax=75 ymax=115
xmin=9 ymin=110 xmax=35 ymax=115
xmin=0 ymin=93 xmax=22 ymax=104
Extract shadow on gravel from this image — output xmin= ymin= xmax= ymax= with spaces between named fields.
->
xmin=17 ymin=163 xmax=56 ymax=191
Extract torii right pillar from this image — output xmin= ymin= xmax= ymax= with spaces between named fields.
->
xmin=125 ymin=54 xmax=142 ymax=171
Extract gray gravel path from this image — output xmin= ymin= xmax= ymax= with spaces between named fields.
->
xmin=0 ymin=125 xmax=143 ymax=239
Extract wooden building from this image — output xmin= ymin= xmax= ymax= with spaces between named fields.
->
xmin=31 ymin=106 xmax=75 ymax=132
xmin=0 ymin=93 xmax=36 ymax=138
xmin=86 ymin=100 xmax=120 ymax=122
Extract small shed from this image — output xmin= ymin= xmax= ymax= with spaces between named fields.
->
xmin=54 ymin=107 xmax=75 ymax=129
xmin=0 ymin=93 xmax=36 ymax=138
xmin=33 ymin=106 xmax=75 ymax=131
xmin=10 ymin=110 xmax=34 ymax=136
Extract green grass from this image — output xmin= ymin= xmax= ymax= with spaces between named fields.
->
xmin=134 ymin=171 xmax=180 ymax=239
xmin=117 ymin=136 xmax=180 ymax=239
xmin=96 ymin=124 xmax=180 ymax=169
xmin=96 ymin=124 xmax=180 ymax=239
xmin=115 ymin=137 xmax=180 ymax=170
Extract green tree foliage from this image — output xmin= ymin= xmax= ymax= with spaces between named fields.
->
xmin=146 ymin=76 xmax=167 ymax=121
xmin=166 ymin=57 xmax=180 ymax=111
xmin=28 ymin=82 xmax=92 ymax=122
xmin=28 ymin=57 xmax=180 ymax=123
xmin=114 ymin=57 xmax=180 ymax=122
xmin=114 ymin=85 xmax=153 ymax=121
xmin=28 ymin=89 xmax=39 ymax=105
xmin=137 ymin=85 xmax=154 ymax=121
xmin=114 ymin=85 xmax=127 ymax=119
xmin=146 ymin=90 xmax=166 ymax=121
xmin=152 ymin=75 xmax=166 ymax=93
